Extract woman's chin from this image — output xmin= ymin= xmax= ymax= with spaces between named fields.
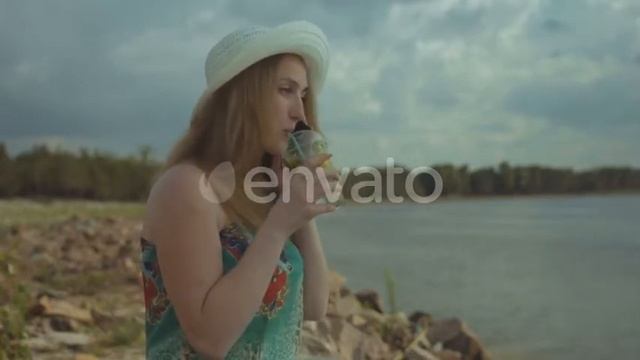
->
xmin=274 ymin=142 xmax=288 ymax=156
xmin=263 ymin=144 xmax=285 ymax=157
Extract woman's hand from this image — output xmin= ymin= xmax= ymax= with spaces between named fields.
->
xmin=266 ymin=153 xmax=339 ymax=238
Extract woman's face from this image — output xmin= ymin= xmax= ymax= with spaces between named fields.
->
xmin=263 ymin=54 xmax=309 ymax=156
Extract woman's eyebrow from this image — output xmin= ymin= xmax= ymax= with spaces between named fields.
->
xmin=280 ymin=77 xmax=309 ymax=92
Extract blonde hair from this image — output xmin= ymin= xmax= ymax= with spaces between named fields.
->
xmin=163 ymin=53 xmax=321 ymax=232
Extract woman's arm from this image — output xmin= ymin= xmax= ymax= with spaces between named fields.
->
xmin=291 ymin=219 xmax=330 ymax=321
xmin=146 ymin=166 xmax=290 ymax=359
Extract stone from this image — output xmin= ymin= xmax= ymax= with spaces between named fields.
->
xmin=402 ymin=329 xmax=432 ymax=360
xmin=382 ymin=312 xmax=413 ymax=351
xmin=408 ymin=310 xmax=432 ymax=333
xmin=354 ymin=289 xmax=384 ymax=313
xmin=360 ymin=308 xmax=386 ymax=326
xmin=405 ymin=345 xmax=439 ymax=360
xmin=300 ymin=328 xmax=338 ymax=357
xmin=426 ymin=317 xmax=462 ymax=344
xmin=123 ymin=257 xmax=136 ymax=271
xmin=328 ymin=270 xmax=347 ymax=297
xmin=74 ymin=354 xmax=100 ymax=360
xmin=352 ymin=332 xmax=391 ymax=360
xmin=328 ymin=294 xmax=362 ymax=318
xmin=347 ymin=314 xmax=367 ymax=327
xmin=352 ymin=308 xmax=386 ymax=336
xmin=318 ymin=316 xmax=364 ymax=360
xmin=432 ymin=349 xmax=463 ymax=360
xmin=46 ymin=331 xmax=91 ymax=348
xmin=49 ymin=316 xmax=79 ymax=332
xmin=20 ymin=337 xmax=60 ymax=352
xmin=428 ymin=318 xmax=491 ymax=360
xmin=29 ymin=295 xmax=93 ymax=324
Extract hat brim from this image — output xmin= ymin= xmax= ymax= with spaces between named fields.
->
xmin=205 ymin=21 xmax=330 ymax=96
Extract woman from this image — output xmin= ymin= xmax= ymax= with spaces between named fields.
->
xmin=139 ymin=21 xmax=339 ymax=359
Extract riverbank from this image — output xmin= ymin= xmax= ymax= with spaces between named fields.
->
xmin=0 ymin=201 xmax=493 ymax=359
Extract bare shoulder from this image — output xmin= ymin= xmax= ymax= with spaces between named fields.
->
xmin=141 ymin=161 xmax=229 ymax=242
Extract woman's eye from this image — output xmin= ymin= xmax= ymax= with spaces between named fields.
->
xmin=279 ymin=87 xmax=293 ymax=94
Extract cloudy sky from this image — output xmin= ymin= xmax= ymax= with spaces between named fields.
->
xmin=1 ymin=0 xmax=639 ymax=169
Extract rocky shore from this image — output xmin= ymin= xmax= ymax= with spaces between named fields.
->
xmin=0 ymin=216 xmax=491 ymax=359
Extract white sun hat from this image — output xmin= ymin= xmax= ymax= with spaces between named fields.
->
xmin=203 ymin=20 xmax=330 ymax=96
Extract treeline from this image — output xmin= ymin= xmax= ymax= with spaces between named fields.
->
xmin=0 ymin=143 xmax=639 ymax=201
xmin=0 ymin=143 xmax=158 ymax=201
xmin=343 ymin=162 xmax=640 ymax=201
xmin=431 ymin=162 xmax=640 ymax=195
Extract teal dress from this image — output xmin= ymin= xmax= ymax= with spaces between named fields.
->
xmin=139 ymin=222 xmax=305 ymax=359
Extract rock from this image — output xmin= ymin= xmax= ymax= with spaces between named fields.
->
xmin=46 ymin=331 xmax=91 ymax=348
xmin=328 ymin=270 xmax=347 ymax=297
xmin=6 ymin=262 xmax=16 ymax=275
xmin=347 ymin=314 xmax=367 ymax=327
xmin=428 ymin=318 xmax=491 ymax=360
xmin=20 ymin=337 xmax=60 ymax=352
xmin=36 ymin=288 xmax=69 ymax=299
xmin=49 ymin=316 xmax=79 ymax=332
xmin=354 ymin=289 xmax=384 ymax=313
xmin=74 ymin=354 xmax=99 ymax=360
xmin=328 ymin=293 xmax=362 ymax=318
xmin=405 ymin=345 xmax=439 ymax=360
xmin=402 ymin=329 xmax=432 ymax=360
xmin=90 ymin=308 xmax=117 ymax=330
xmin=426 ymin=318 xmax=462 ymax=344
xmin=359 ymin=308 xmax=386 ymax=327
xmin=382 ymin=312 xmax=413 ymax=351
xmin=300 ymin=328 xmax=337 ymax=357
xmin=9 ymin=224 xmax=28 ymax=236
xmin=313 ymin=315 xmax=393 ymax=360
xmin=123 ymin=257 xmax=136 ymax=271
xmin=317 ymin=316 xmax=363 ymax=359
xmin=432 ymin=349 xmax=463 ymax=360
xmin=29 ymin=295 xmax=93 ymax=324
xmin=409 ymin=310 xmax=433 ymax=333
xmin=352 ymin=332 xmax=391 ymax=360
xmin=348 ymin=310 xmax=384 ymax=336
xmin=5 ymin=217 xmax=493 ymax=360
xmin=303 ymin=320 xmax=319 ymax=332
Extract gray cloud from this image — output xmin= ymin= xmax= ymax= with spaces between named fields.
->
xmin=0 ymin=0 xmax=638 ymax=168
xmin=540 ymin=18 xmax=570 ymax=33
xmin=505 ymin=73 xmax=640 ymax=133
xmin=225 ymin=0 xmax=391 ymax=38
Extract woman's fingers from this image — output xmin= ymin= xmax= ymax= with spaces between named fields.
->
xmin=311 ymin=202 xmax=337 ymax=215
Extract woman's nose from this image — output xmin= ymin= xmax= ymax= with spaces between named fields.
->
xmin=290 ymin=96 xmax=306 ymax=123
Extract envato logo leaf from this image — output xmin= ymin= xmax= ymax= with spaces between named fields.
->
xmin=198 ymin=161 xmax=236 ymax=204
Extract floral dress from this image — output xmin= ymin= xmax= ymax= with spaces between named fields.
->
xmin=139 ymin=222 xmax=305 ymax=359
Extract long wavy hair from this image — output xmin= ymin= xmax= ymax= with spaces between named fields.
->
xmin=162 ymin=53 xmax=321 ymax=232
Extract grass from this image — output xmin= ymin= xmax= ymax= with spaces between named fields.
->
xmin=0 ymin=260 xmax=32 ymax=359
xmin=33 ymin=269 xmax=127 ymax=296
xmin=384 ymin=267 xmax=398 ymax=314
xmin=100 ymin=318 xmax=144 ymax=347
xmin=0 ymin=198 xmax=145 ymax=233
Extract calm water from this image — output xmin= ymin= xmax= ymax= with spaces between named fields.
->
xmin=316 ymin=194 xmax=640 ymax=360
